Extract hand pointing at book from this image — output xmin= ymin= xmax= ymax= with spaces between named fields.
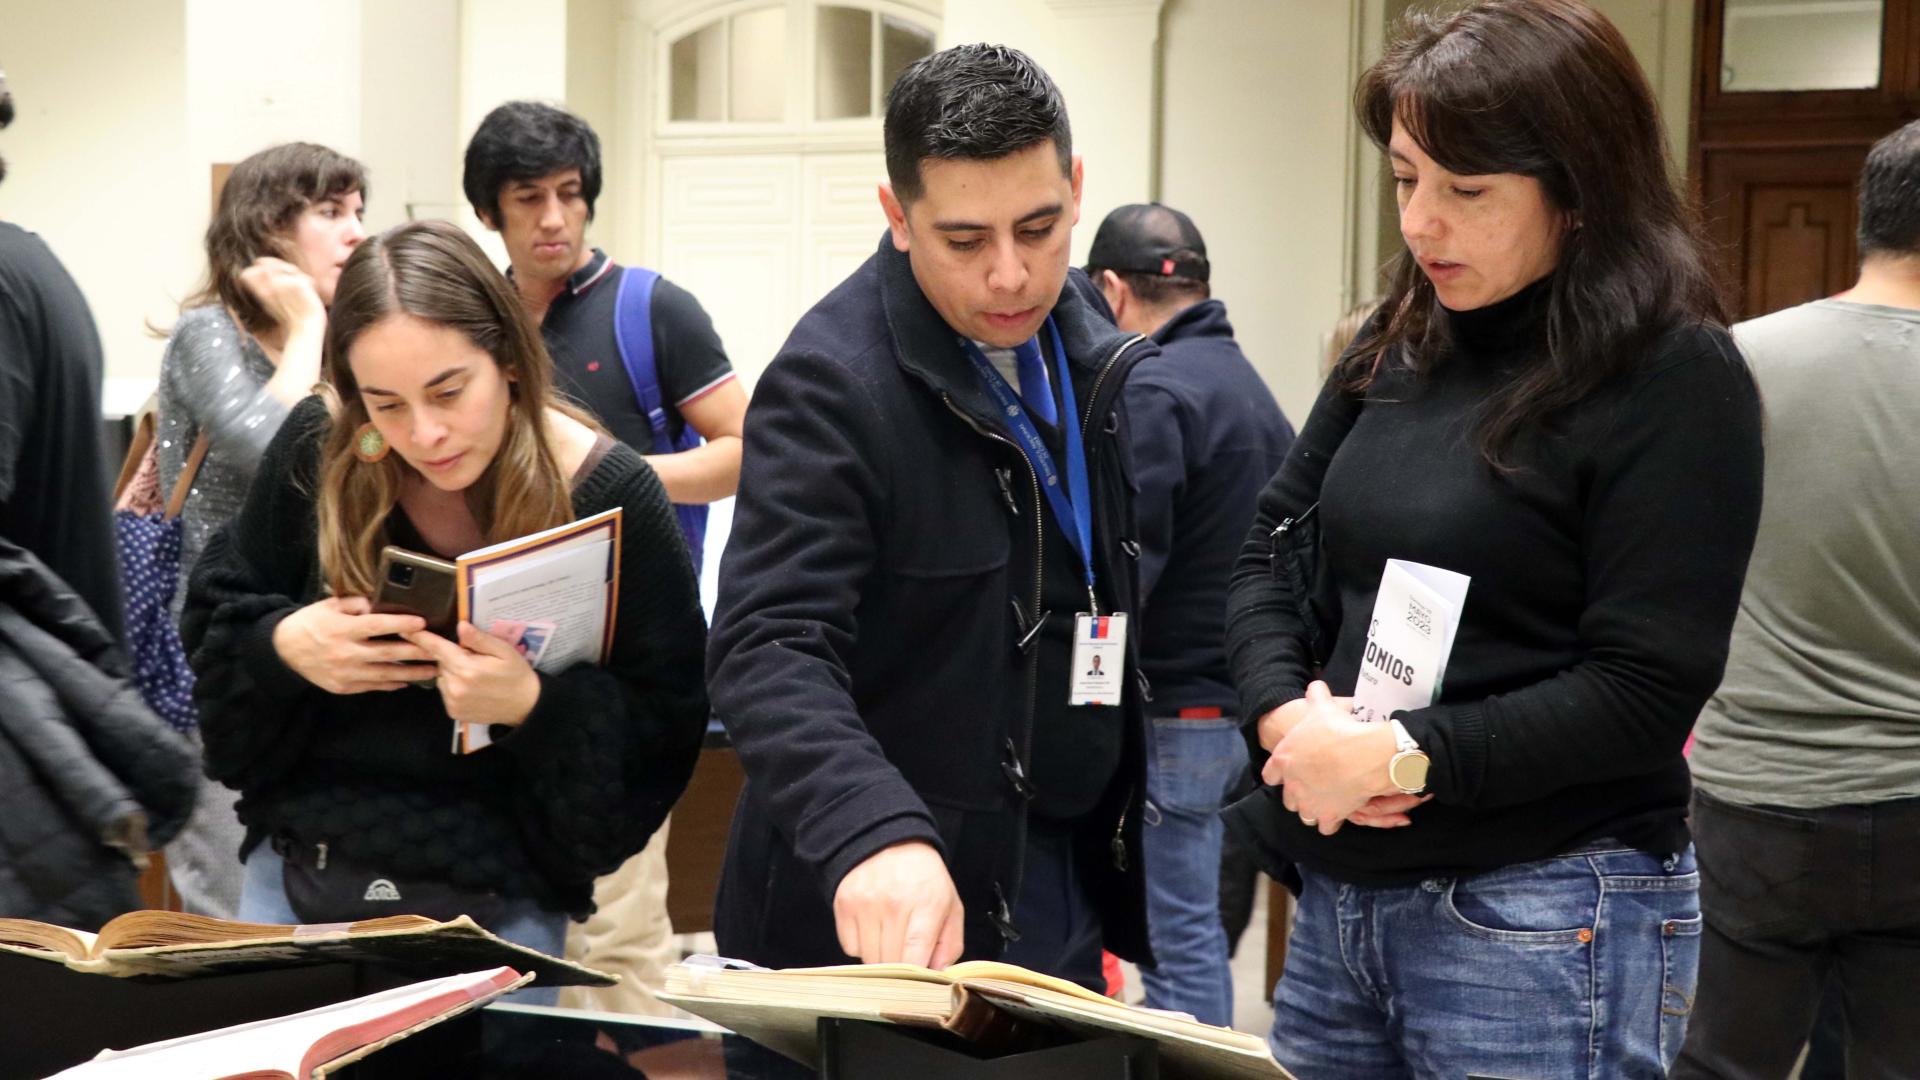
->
xmin=833 ymin=840 xmax=965 ymax=969
xmin=405 ymin=621 xmax=541 ymax=728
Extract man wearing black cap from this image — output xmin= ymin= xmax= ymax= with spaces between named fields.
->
xmin=1086 ymin=203 xmax=1293 ymax=1025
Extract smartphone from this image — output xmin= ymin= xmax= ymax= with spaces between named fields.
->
xmin=373 ymin=546 xmax=458 ymax=639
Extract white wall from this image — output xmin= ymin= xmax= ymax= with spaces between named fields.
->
xmin=939 ymin=0 xmax=1164 ymax=267
xmin=569 ymin=0 xmax=630 ymax=266
xmin=0 ymin=0 xmax=197 ymax=393
xmin=185 ymin=0 xmax=363 ymax=167
xmin=457 ymin=0 xmax=570 ymax=265
xmin=0 ymin=0 xmax=479 ymax=391
xmin=1159 ymin=0 xmax=1359 ymax=423
xmin=1587 ymin=0 xmax=1697 ymax=177
xmin=361 ymin=0 xmax=463 ymax=234
xmin=0 ymin=0 xmax=1703 ymax=418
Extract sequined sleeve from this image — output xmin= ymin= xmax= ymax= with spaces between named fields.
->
xmin=157 ymin=307 xmax=289 ymax=465
xmin=156 ymin=306 xmax=293 ymax=621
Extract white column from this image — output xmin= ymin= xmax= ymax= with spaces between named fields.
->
xmin=457 ymin=0 xmax=570 ymax=261
xmin=361 ymin=0 xmax=463 ymax=235
xmin=1158 ymin=0 xmax=1358 ymax=423
xmin=935 ymin=0 xmax=1165 ymax=264
xmin=185 ymin=0 xmax=365 ymax=166
xmin=1041 ymin=0 xmax=1166 ymax=263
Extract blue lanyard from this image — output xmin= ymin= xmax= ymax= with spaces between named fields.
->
xmin=960 ymin=318 xmax=1097 ymax=608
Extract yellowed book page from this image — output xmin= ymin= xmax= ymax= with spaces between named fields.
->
xmin=0 ymin=918 xmax=94 ymax=959
xmin=85 ymin=909 xmax=444 ymax=953
xmin=74 ymin=915 xmax=612 ymax=987
xmin=960 ymin=979 xmax=1295 ymax=1080
xmin=778 ymin=960 xmax=1113 ymax=1005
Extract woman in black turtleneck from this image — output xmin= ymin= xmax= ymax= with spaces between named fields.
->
xmin=1225 ymin=2 xmax=1762 ymax=1076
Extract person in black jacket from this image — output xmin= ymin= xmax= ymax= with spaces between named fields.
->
xmin=0 ymin=537 xmax=198 ymax=929
xmin=183 ymin=221 xmax=707 ymax=1005
xmin=0 ymin=68 xmax=123 ymax=641
xmin=1084 ymin=202 xmax=1294 ymax=1026
xmin=1224 ymin=2 xmax=1762 ymax=1075
xmin=707 ymin=43 xmax=1160 ymax=990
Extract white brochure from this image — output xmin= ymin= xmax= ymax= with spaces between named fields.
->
xmin=1349 ymin=559 xmax=1471 ymax=724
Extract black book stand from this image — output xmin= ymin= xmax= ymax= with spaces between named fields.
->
xmin=816 ymin=1016 xmax=1161 ymax=1079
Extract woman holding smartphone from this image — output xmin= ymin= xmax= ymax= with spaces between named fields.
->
xmin=1225 ymin=1 xmax=1763 ymax=1075
xmin=183 ymin=221 xmax=707 ymax=1001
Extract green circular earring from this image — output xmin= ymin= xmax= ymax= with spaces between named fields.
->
xmin=353 ymin=421 xmax=389 ymax=463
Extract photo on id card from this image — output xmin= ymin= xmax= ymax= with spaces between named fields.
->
xmin=1070 ymin=613 xmax=1128 ymax=706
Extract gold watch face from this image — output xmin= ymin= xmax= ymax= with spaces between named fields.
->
xmin=1391 ymin=751 xmax=1430 ymax=792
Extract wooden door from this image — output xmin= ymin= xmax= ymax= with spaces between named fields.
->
xmin=1701 ymin=147 xmax=1866 ymax=319
xmin=1691 ymin=0 xmax=1918 ymax=320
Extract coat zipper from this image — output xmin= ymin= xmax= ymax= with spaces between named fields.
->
xmin=1082 ymin=333 xmax=1148 ymax=873
xmin=1077 ymin=333 xmax=1145 ymax=616
xmin=938 ymin=332 xmax=1152 ymax=916
xmin=941 ymin=393 xmax=1044 ymax=936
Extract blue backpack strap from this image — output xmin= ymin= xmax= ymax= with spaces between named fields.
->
xmin=613 ymin=266 xmax=710 ymax=578
xmin=613 ymin=266 xmax=673 ymax=454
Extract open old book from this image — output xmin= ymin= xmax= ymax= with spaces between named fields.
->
xmin=48 ymin=965 xmax=528 ymax=1078
xmin=660 ymin=958 xmax=1297 ymax=1079
xmin=0 ymin=910 xmax=612 ymax=987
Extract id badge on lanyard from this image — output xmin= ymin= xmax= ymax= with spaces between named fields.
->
xmin=961 ymin=319 xmax=1129 ymax=708
xmin=1070 ymin=612 xmax=1129 ymax=706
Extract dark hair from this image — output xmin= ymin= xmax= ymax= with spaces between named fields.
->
xmin=883 ymin=43 xmax=1071 ymax=204
xmin=0 ymin=66 xmax=14 ymax=186
xmin=1347 ymin=0 xmax=1723 ymax=470
xmin=181 ymin=142 xmax=367 ymax=334
xmin=1089 ymin=262 xmax=1211 ymax=308
xmin=1858 ymin=120 xmax=1920 ymax=259
xmin=462 ymin=101 xmax=602 ymax=225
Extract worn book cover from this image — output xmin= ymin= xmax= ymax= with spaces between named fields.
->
xmin=0 ymin=909 xmax=612 ymax=987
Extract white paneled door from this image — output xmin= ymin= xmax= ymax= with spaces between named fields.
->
xmin=656 ymin=151 xmax=889 ymax=391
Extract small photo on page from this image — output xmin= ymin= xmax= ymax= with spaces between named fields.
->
xmin=488 ymin=619 xmax=558 ymax=668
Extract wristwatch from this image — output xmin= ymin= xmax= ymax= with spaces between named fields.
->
xmin=1387 ymin=718 xmax=1430 ymax=795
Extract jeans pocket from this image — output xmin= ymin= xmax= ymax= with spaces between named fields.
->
xmin=1148 ymin=717 xmax=1244 ymax=815
xmin=1659 ymin=913 xmax=1703 ymax=1069
xmin=1442 ymin=859 xmax=1598 ymax=945
xmin=1692 ymin=790 xmax=1818 ymax=939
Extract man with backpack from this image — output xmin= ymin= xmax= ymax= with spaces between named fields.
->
xmin=463 ymin=100 xmax=745 ymax=578
xmin=462 ymin=100 xmax=745 ymax=1015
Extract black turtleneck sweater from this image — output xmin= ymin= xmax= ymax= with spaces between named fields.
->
xmin=1225 ymin=282 xmax=1764 ymax=884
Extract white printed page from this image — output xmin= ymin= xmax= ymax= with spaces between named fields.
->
xmin=467 ymin=539 xmax=613 ymax=673
xmin=1349 ymin=559 xmax=1470 ymax=724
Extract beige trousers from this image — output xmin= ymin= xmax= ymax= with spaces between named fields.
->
xmin=558 ymin=816 xmax=681 ymax=1017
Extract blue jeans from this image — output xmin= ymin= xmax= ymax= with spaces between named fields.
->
xmin=1139 ymin=715 xmax=1242 ymax=1026
xmin=1271 ymin=842 xmax=1701 ymax=1079
xmin=239 ymin=844 xmax=568 ymax=1007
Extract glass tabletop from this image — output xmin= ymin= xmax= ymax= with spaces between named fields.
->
xmin=329 ymin=1001 xmax=819 ymax=1079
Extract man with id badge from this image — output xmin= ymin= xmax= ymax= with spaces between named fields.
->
xmin=708 ymin=44 xmax=1158 ymax=990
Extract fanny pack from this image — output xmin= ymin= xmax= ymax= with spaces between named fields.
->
xmin=272 ymin=835 xmax=507 ymax=926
